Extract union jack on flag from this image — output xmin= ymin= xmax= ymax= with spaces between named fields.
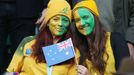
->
xmin=57 ymin=38 xmax=72 ymax=51
xmin=42 ymin=38 xmax=75 ymax=66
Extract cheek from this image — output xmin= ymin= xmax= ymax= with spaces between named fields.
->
xmin=62 ymin=21 xmax=69 ymax=27
xmin=49 ymin=25 xmax=55 ymax=32
xmin=63 ymin=24 xmax=69 ymax=28
xmin=78 ymin=21 xmax=81 ymax=25
xmin=76 ymin=24 xmax=79 ymax=29
xmin=76 ymin=22 xmax=81 ymax=27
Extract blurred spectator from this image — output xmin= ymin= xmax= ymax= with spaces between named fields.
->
xmin=95 ymin=0 xmax=134 ymax=59
xmin=114 ymin=57 xmax=134 ymax=75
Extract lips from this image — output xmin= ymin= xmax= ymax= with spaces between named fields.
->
xmin=56 ymin=27 xmax=63 ymax=32
xmin=79 ymin=26 xmax=90 ymax=30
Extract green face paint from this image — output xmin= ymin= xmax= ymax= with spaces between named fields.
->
xmin=48 ymin=15 xmax=70 ymax=36
xmin=74 ymin=8 xmax=95 ymax=36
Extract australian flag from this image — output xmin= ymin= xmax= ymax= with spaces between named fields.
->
xmin=42 ymin=38 xmax=75 ymax=66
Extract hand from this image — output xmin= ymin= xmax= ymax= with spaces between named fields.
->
xmin=127 ymin=43 xmax=134 ymax=60
xmin=77 ymin=65 xmax=90 ymax=75
xmin=36 ymin=8 xmax=47 ymax=30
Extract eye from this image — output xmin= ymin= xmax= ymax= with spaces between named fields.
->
xmin=83 ymin=16 xmax=89 ymax=20
xmin=63 ymin=19 xmax=69 ymax=23
xmin=53 ymin=17 xmax=60 ymax=21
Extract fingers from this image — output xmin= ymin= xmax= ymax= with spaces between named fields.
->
xmin=77 ymin=65 xmax=90 ymax=75
xmin=127 ymin=43 xmax=134 ymax=60
xmin=39 ymin=20 xmax=46 ymax=31
xmin=36 ymin=8 xmax=47 ymax=29
xmin=36 ymin=15 xmax=45 ymax=24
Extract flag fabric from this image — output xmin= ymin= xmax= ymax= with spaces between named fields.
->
xmin=42 ymin=38 xmax=75 ymax=66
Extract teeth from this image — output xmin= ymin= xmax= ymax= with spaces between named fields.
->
xmin=79 ymin=26 xmax=89 ymax=30
xmin=56 ymin=28 xmax=62 ymax=31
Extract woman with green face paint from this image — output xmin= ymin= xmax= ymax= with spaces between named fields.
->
xmin=74 ymin=8 xmax=95 ymax=36
xmin=48 ymin=15 xmax=70 ymax=38
xmin=6 ymin=0 xmax=78 ymax=75
xmin=73 ymin=0 xmax=130 ymax=75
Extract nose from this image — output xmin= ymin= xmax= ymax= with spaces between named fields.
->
xmin=58 ymin=19 xmax=62 ymax=27
xmin=80 ymin=19 xmax=86 ymax=27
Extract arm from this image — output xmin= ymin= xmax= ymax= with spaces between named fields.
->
xmin=111 ymin=32 xmax=130 ymax=70
xmin=7 ymin=36 xmax=35 ymax=72
xmin=36 ymin=8 xmax=47 ymax=31
xmin=35 ymin=0 xmax=49 ymax=31
xmin=7 ymin=38 xmax=26 ymax=72
xmin=126 ymin=0 xmax=134 ymax=60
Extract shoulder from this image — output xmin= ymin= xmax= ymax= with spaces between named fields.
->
xmin=23 ymin=36 xmax=36 ymax=42
xmin=23 ymin=36 xmax=36 ymax=56
xmin=18 ymin=36 xmax=36 ymax=56
xmin=15 ymin=36 xmax=36 ymax=54
xmin=20 ymin=35 xmax=36 ymax=47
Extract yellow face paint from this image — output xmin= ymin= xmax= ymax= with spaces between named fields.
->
xmin=48 ymin=15 xmax=70 ymax=36
xmin=73 ymin=8 xmax=95 ymax=36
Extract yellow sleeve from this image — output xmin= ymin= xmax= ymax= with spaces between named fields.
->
xmin=7 ymin=36 xmax=35 ymax=72
xmin=7 ymin=38 xmax=25 ymax=72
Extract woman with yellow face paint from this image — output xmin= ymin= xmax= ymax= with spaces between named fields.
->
xmin=5 ymin=0 xmax=78 ymax=75
xmin=73 ymin=0 xmax=130 ymax=75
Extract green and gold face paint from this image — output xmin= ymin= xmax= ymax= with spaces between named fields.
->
xmin=48 ymin=15 xmax=70 ymax=36
xmin=73 ymin=8 xmax=95 ymax=36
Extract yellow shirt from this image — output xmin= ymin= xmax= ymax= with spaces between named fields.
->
xmin=85 ymin=32 xmax=116 ymax=75
xmin=7 ymin=32 xmax=116 ymax=75
xmin=7 ymin=36 xmax=79 ymax=75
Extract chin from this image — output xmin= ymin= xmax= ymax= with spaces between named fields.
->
xmin=55 ymin=34 xmax=64 ymax=36
xmin=83 ymin=33 xmax=91 ymax=36
xmin=80 ymin=33 xmax=86 ymax=36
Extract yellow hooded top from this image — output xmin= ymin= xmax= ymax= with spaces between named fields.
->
xmin=7 ymin=36 xmax=80 ymax=75
xmin=73 ymin=0 xmax=116 ymax=75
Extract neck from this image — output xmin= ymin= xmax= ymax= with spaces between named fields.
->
xmin=53 ymin=36 xmax=61 ymax=44
xmin=86 ymin=36 xmax=91 ymax=45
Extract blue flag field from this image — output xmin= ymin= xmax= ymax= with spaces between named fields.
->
xmin=42 ymin=38 xmax=75 ymax=66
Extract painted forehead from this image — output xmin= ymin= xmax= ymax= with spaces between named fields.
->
xmin=75 ymin=7 xmax=93 ymax=16
xmin=52 ymin=14 xmax=67 ymax=18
